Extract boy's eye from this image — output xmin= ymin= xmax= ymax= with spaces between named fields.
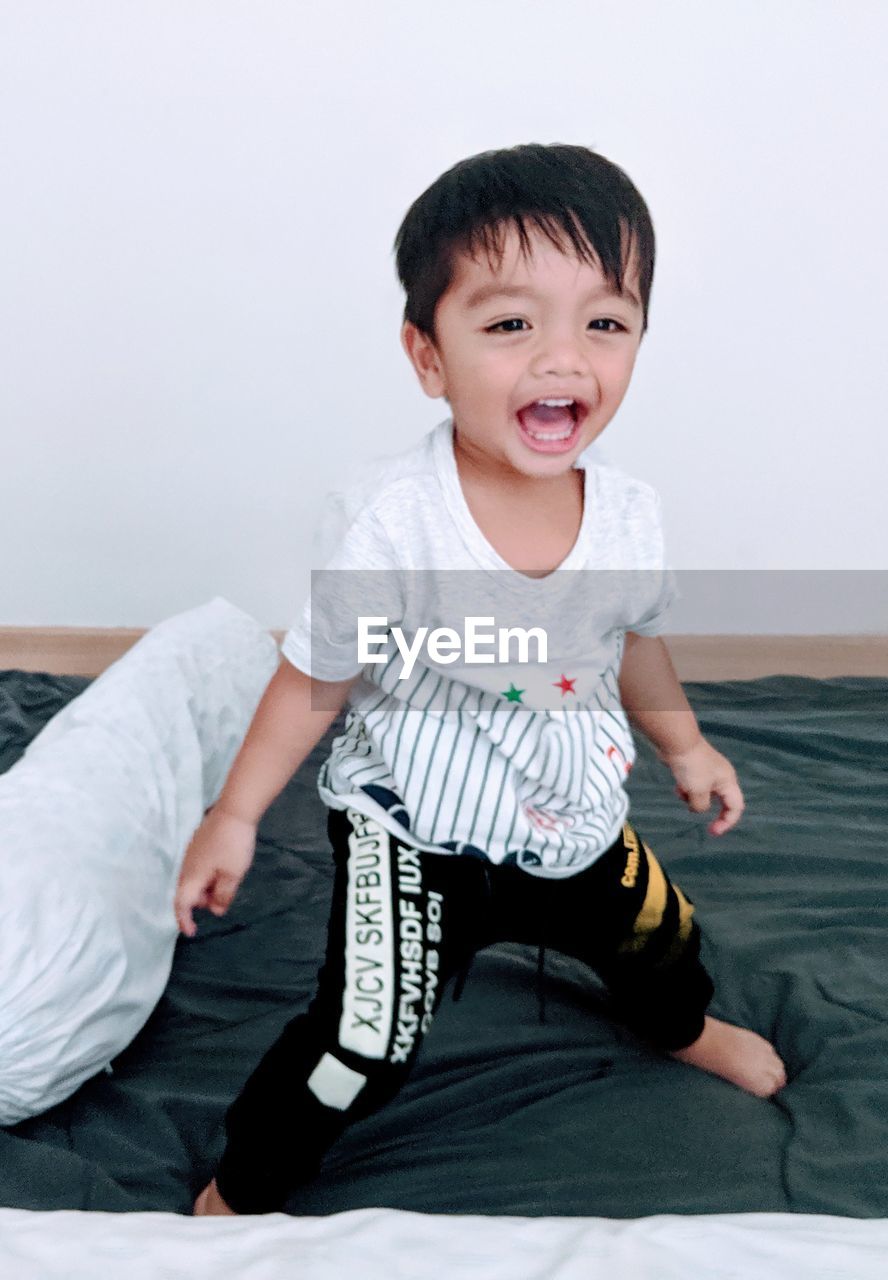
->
xmin=485 ymin=318 xmax=625 ymax=334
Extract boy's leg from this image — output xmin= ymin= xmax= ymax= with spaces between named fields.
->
xmin=503 ymin=822 xmax=714 ymax=1052
xmin=579 ymin=821 xmax=714 ymax=1052
xmin=517 ymin=822 xmax=785 ymax=1094
xmin=213 ymin=807 xmax=484 ymax=1214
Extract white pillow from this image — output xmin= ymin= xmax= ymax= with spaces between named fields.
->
xmin=0 ymin=596 xmax=279 ymax=1125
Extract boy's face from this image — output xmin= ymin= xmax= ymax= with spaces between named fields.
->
xmin=401 ymin=223 xmax=645 ymax=481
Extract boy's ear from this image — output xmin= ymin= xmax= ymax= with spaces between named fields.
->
xmin=401 ymin=321 xmax=447 ymax=400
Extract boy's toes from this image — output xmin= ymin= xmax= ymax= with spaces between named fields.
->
xmin=749 ymin=1048 xmax=787 ymax=1098
xmin=750 ymin=1068 xmax=785 ymax=1098
xmin=670 ymin=1017 xmax=787 ymax=1098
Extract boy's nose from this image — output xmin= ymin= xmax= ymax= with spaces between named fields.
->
xmin=538 ymin=356 xmax=588 ymax=379
xmin=536 ymin=337 xmax=590 ymax=377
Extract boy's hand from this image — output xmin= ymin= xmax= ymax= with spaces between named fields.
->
xmin=192 ymin=1177 xmax=237 ymax=1215
xmin=658 ymin=737 xmax=744 ymax=836
xmin=174 ymin=807 xmax=258 ymax=937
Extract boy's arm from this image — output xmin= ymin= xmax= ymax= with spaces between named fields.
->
xmin=616 ymin=631 xmax=701 ymax=760
xmin=174 ymin=657 xmax=356 ymax=935
xmin=617 ymin=632 xmax=744 ymax=835
xmin=214 ymin=656 xmax=355 ymax=824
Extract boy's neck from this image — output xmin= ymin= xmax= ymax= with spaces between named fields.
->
xmin=452 ymin=429 xmax=586 ymax=579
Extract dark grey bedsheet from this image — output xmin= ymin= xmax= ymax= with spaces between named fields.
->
xmin=0 ymin=669 xmax=886 ymax=1217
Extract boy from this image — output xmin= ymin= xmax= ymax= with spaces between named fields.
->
xmin=175 ymin=142 xmax=786 ymax=1217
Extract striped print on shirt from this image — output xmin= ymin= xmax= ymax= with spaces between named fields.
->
xmin=321 ymin=655 xmax=636 ymax=873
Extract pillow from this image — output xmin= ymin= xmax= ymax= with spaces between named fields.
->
xmin=0 ymin=597 xmax=279 ymax=1125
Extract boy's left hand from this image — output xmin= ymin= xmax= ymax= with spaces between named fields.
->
xmin=658 ymin=737 xmax=744 ymax=836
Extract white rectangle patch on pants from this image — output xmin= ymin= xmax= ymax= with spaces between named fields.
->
xmin=307 ymin=1052 xmax=367 ymax=1111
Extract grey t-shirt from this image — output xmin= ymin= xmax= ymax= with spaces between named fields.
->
xmin=283 ymin=416 xmax=676 ymax=876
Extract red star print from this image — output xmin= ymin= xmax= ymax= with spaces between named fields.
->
xmin=553 ymin=674 xmax=576 ymax=696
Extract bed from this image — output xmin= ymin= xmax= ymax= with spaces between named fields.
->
xmin=1 ymin=661 xmax=886 ymax=1277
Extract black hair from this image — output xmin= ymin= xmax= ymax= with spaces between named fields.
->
xmin=392 ymin=142 xmax=655 ymax=345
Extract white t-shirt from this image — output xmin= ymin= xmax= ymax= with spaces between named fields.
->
xmin=282 ymin=416 xmax=677 ymax=877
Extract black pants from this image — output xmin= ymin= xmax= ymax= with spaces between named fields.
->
xmin=214 ymin=806 xmax=714 ymax=1214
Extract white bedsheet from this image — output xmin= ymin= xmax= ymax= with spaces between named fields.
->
xmin=1 ymin=1208 xmax=885 ymax=1280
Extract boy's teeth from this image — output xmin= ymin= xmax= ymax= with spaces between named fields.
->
xmin=517 ymin=400 xmax=578 ymax=440
xmin=525 ymin=425 xmax=575 ymax=440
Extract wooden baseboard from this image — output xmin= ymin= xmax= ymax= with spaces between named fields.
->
xmin=0 ymin=628 xmax=885 ymax=681
xmin=0 ymin=629 xmax=148 ymax=679
xmin=664 ymin=635 xmax=886 ymax=680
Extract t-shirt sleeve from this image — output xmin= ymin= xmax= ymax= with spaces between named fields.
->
xmin=627 ymin=565 xmax=678 ymax=636
xmin=625 ymin=490 xmax=679 ymax=638
xmin=282 ymin=507 xmax=404 ymax=680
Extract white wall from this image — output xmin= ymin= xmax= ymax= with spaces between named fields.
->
xmin=1 ymin=0 xmax=885 ymax=632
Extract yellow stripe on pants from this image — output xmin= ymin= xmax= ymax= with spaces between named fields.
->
xmin=619 ymin=838 xmax=668 ymax=954
xmin=673 ymin=883 xmax=695 ymax=943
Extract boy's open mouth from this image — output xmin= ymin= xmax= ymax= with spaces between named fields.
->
xmin=515 ymin=398 xmax=588 ymax=453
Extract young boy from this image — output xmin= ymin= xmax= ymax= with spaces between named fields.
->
xmin=175 ymin=142 xmax=787 ymax=1217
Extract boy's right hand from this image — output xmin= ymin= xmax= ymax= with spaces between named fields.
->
xmin=174 ymin=807 xmax=258 ymax=937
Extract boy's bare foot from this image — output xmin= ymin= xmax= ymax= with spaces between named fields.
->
xmin=669 ymin=1015 xmax=787 ymax=1097
xmin=193 ymin=1177 xmax=238 ymax=1215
